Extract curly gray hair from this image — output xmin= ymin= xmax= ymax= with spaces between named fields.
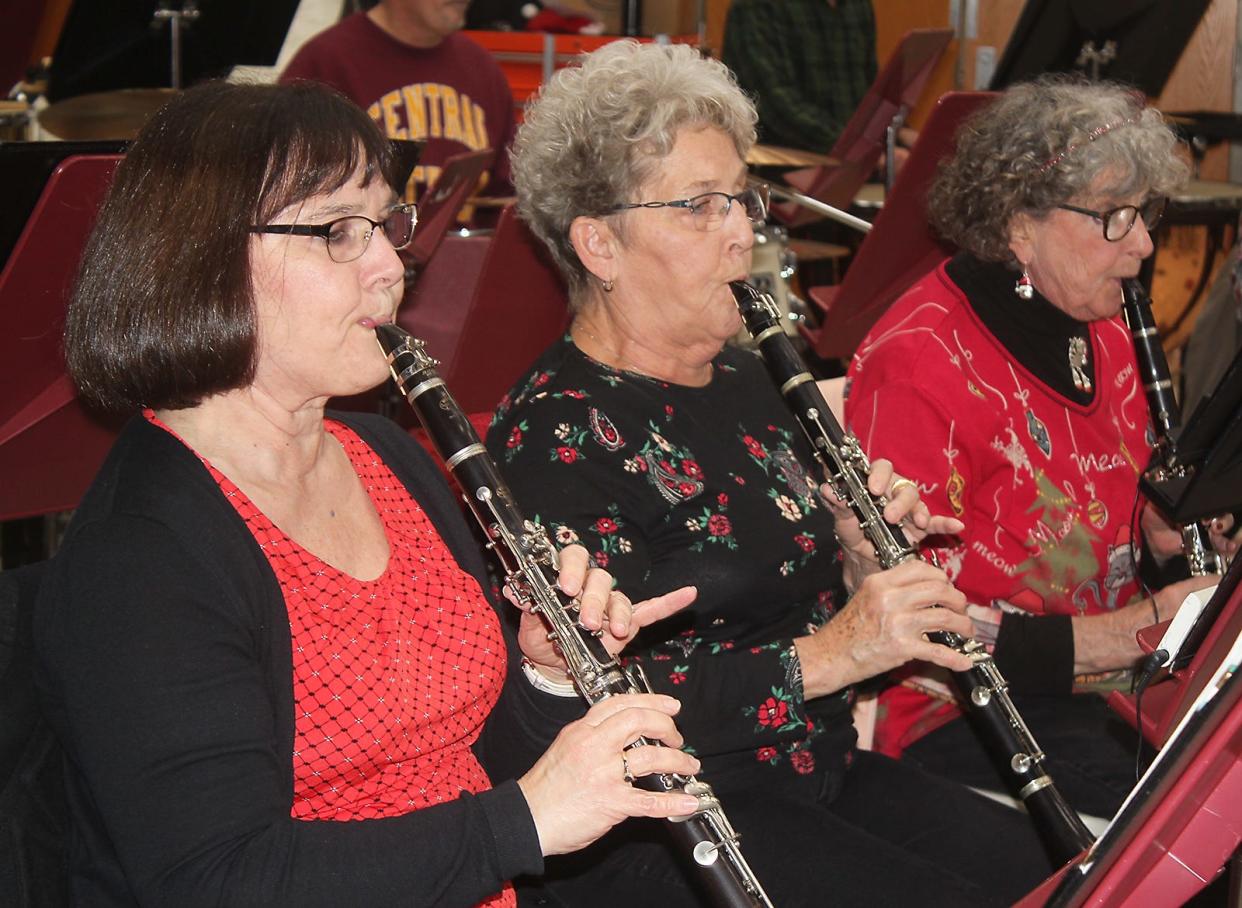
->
xmin=929 ymin=75 xmax=1189 ymax=265
xmin=511 ymin=40 xmax=758 ymax=302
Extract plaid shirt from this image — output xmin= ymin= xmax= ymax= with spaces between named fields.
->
xmin=723 ymin=0 xmax=877 ymax=153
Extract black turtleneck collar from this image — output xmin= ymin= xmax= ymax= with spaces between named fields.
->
xmin=945 ymin=252 xmax=1095 ymax=406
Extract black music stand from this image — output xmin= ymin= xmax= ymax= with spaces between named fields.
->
xmin=989 ymin=0 xmax=1212 ymax=95
xmin=1139 ymin=343 xmax=1242 ymax=527
xmin=48 ymin=0 xmax=299 ymax=99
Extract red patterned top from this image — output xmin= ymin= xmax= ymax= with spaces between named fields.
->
xmin=148 ymin=413 xmax=515 ymax=907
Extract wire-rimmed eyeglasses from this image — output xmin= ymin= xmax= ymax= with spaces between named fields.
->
xmin=607 ymin=184 xmax=769 ymax=232
xmin=249 ymin=203 xmax=418 ymax=263
xmin=1056 ymin=196 xmax=1167 ymax=243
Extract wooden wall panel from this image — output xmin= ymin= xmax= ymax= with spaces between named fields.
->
xmin=556 ymin=0 xmax=698 ymax=37
xmin=1155 ymin=0 xmax=1237 ymax=181
xmin=705 ymin=0 xmax=731 ymax=55
xmin=872 ymin=0 xmax=955 ymax=128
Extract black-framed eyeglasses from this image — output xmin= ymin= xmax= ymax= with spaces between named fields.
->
xmin=1056 ymin=196 xmax=1166 ymax=242
xmin=607 ymin=184 xmax=769 ymax=232
xmin=249 ymin=202 xmax=418 ymax=263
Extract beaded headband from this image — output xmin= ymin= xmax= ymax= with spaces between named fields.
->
xmin=1037 ymin=113 xmax=1142 ymax=175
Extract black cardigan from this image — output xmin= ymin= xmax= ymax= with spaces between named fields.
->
xmin=34 ymin=412 xmax=581 ymax=907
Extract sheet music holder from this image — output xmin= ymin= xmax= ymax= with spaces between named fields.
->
xmin=801 ymin=91 xmax=994 ymax=361
xmin=1138 ymin=343 xmax=1242 ymax=526
xmin=989 ymin=0 xmax=1212 ymax=96
xmin=406 ymin=148 xmax=491 ymax=269
xmin=1100 ymin=351 xmax=1242 ymax=749
xmin=1015 ymin=638 xmax=1242 ymax=907
xmin=398 ymin=205 xmax=569 ymax=415
xmin=772 ymin=28 xmax=953 ymax=228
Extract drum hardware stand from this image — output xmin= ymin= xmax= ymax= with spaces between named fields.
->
xmin=152 ymin=2 xmax=201 ymax=90
xmin=763 ymin=182 xmax=873 ymax=236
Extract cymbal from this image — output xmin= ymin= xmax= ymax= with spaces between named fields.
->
xmin=39 ymin=89 xmax=177 ymax=141
xmin=746 ymin=143 xmax=839 ymax=168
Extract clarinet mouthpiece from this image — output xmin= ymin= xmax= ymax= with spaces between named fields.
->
xmin=375 ymin=322 xmax=412 ymax=355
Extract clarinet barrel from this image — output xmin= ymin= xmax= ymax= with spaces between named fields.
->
xmin=730 ymin=281 xmax=1095 ymax=865
xmin=375 ymin=324 xmax=773 ymax=908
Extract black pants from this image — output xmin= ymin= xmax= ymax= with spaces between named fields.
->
xmin=903 ymin=692 xmax=1139 ymax=820
xmin=528 ymin=749 xmax=1056 ymax=907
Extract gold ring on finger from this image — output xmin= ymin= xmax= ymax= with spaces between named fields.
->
xmin=890 ymin=477 xmax=917 ymax=496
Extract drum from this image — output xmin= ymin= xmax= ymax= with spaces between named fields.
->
xmin=0 ymin=101 xmax=30 ymax=141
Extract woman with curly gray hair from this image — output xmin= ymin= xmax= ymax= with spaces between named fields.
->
xmin=845 ymin=77 xmax=1224 ymax=819
xmin=487 ymin=40 xmax=1055 ymax=907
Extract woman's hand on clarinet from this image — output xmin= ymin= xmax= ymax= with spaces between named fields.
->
xmin=507 ymin=544 xmax=697 ymax=679
xmin=1141 ymin=503 xmax=1240 ymax=565
xmin=1207 ymin=513 xmax=1241 ymax=560
xmin=518 ymin=694 xmax=702 ymax=856
xmin=821 ymin=459 xmax=964 ymax=582
xmin=794 ymin=560 xmax=975 ymax=697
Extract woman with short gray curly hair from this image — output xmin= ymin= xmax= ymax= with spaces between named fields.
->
xmin=489 ymin=40 xmax=1057 ymax=908
xmin=929 ymin=75 xmax=1187 ymax=266
xmin=845 ymin=76 xmax=1223 ymax=819
xmin=512 ymin=40 xmax=758 ymax=302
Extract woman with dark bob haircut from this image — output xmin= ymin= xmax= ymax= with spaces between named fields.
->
xmin=845 ymin=76 xmax=1234 ymax=818
xmin=36 ymin=79 xmax=705 ymax=907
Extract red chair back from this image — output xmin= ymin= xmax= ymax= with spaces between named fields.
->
xmin=407 ymin=148 xmax=491 ymax=268
xmin=773 ymin=27 xmax=954 ymax=226
xmin=804 ymin=91 xmax=994 ymax=360
xmin=398 ymin=205 xmax=569 ymax=414
xmin=0 ymin=153 xmax=122 ymax=520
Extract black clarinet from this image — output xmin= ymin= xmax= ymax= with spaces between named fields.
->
xmin=375 ymin=324 xmax=774 ymax=908
xmin=1121 ymin=278 xmax=1223 ymax=577
xmin=730 ymin=281 xmax=1095 ymax=865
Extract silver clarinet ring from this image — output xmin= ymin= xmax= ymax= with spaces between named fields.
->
xmin=622 ymin=754 xmax=635 ymax=783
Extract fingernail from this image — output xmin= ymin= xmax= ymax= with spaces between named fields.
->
xmin=678 ymin=797 xmax=701 ymax=812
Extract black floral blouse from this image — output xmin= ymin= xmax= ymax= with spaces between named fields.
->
xmin=486 ymin=337 xmax=856 ymax=781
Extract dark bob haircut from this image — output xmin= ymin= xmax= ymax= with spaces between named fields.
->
xmin=65 ymin=80 xmax=399 ymax=413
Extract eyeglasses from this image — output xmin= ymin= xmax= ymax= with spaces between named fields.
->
xmin=249 ymin=203 xmax=418 ymax=263
xmin=608 ymin=184 xmax=769 ymax=232
xmin=1056 ymin=196 xmax=1167 ymax=243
